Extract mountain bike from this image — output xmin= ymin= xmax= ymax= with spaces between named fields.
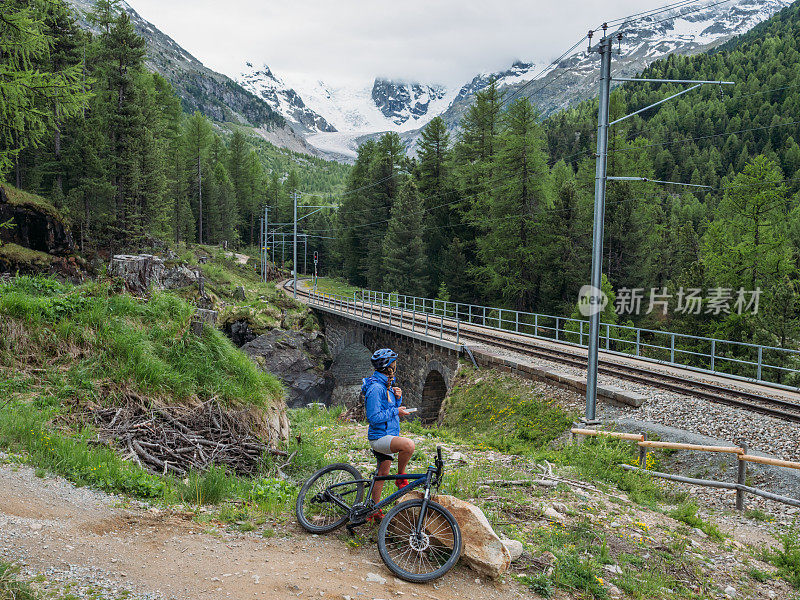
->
xmin=295 ymin=446 xmax=462 ymax=583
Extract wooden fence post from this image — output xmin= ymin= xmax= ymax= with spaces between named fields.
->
xmin=736 ymin=442 xmax=748 ymax=511
xmin=639 ymin=433 xmax=648 ymax=469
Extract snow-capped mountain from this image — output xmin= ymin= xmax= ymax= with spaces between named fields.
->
xmin=239 ymin=64 xmax=336 ymax=134
xmin=239 ymin=70 xmax=457 ymax=136
xmin=64 ymin=0 xmax=330 ymax=158
xmin=301 ymin=0 xmax=793 ymax=159
xmin=433 ymin=0 xmax=794 ymax=131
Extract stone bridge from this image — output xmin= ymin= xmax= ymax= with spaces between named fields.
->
xmin=315 ymin=307 xmax=462 ymax=424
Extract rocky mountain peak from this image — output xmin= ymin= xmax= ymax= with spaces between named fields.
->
xmin=370 ymin=79 xmax=449 ymax=126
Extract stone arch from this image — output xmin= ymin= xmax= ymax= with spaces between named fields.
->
xmin=420 ymin=370 xmax=447 ymax=425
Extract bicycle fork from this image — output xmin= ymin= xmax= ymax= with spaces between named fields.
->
xmin=414 ymin=472 xmax=434 ymax=536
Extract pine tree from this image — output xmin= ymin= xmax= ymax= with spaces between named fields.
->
xmin=473 ymin=98 xmax=551 ymax=310
xmin=382 ymin=179 xmax=428 ymax=295
xmin=362 ymin=132 xmax=404 ymax=288
xmin=416 ymin=116 xmax=456 ymax=295
xmin=0 ymin=1 xmax=88 ymax=182
xmin=335 ymin=140 xmax=376 ymax=286
xmin=703 ymin=155 xmax=793 ymax=289
xmin=182 ymin=112 xmax=212 ymax=243
xmin=94 ymin=9 xmax=147 ymax=242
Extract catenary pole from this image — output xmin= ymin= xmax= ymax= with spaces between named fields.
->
xmin=585 ymin=28 xmax=612 ymax=424
xmin=293 ymin=190 xmax=298 ymax=298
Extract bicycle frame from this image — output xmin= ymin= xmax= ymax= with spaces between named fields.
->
xmin=368 ymin=471 xmax=431 ymax=513
xmin=325 ymin=468 xmax=436 ymax=534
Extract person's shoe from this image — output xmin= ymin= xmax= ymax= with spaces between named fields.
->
xmin=395 ymin=474 xmax=409 ymax=489
xmin=367 ymin=509 xmax=385 ymax=524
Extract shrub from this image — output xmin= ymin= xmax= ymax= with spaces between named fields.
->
xmin=765 ymin=520 xmax=800 ymax=588
xmin=668 ymin=501 xmax=723 ymax=540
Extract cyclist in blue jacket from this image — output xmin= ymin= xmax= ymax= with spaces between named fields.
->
xmin=362 ymin=348 xmax=415 ymax=514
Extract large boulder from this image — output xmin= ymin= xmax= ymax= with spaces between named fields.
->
xmin=408 ymin=491 xmax=511 ymax=579
xmin=241 ymin=330 xmax=333 ymax=408
xmin=162 ymin=263 xmax=200 ymax=289
xmin=108 ymin=255 xmax=203 ymax=295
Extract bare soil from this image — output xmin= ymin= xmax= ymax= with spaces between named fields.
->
xmin=0 ymin=461 xmax=526 ymax=600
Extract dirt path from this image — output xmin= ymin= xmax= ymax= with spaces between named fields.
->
xmin=0 ymin=461 xmax=526 ymax=600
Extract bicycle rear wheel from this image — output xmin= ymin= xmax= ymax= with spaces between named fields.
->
xmin=296 ymin=463 xmax=364 ymax=533
xmin=377 ymin=499 xmax=462 ymax=583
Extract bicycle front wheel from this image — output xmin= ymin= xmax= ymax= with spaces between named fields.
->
xmin=377 ymin=499 xmax=462 ymax=583
xmin=296 ymin=463 xmax=364 ymax=533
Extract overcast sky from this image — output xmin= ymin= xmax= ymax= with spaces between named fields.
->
xmin=126 ymin=0 xmax=678 ymax=87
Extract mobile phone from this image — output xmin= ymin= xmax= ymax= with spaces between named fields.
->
xmin=404 ymin=407 xmax=418 ymax=413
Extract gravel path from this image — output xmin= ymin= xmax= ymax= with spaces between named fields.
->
xmin=0 ymin=456 xmax=525 ymax=600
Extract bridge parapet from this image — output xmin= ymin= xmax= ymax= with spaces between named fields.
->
xmin=307 ymin=292 xmax=462 ymax=424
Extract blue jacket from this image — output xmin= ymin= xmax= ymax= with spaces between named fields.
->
xmin=362 ymin=371 xmax=403 ymax=440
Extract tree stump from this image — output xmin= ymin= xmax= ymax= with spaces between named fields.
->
xmin=109 ymin=254 xmax=164 ymax=295
xmin=191 ymin=308 xmax=218 ymax=336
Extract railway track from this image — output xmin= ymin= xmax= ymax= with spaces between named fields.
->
xmin=286 ymin=281 xmax=800 ymax=424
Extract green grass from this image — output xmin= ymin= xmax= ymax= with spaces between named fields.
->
xmin=745 ymin=508 xmax=770 ymax=522
xmin=0 ymin=243 xmax=53 ymax=271
xmin=437 ymin=367 xmax=574 ymax=453
xmin=0 ymin=275 xmax=283 ymax=408
xmin=668 ymin=501 xmax=723 ymax=540
xmin=764 ymin=520 xmax=800 ymax=588
xmin=405 ymin=366 xmax=673 ymax=506
xmin=0 ymin=561 xmax=37 ymax=600
xmin=312 ymin=277 xmax=364 ymax=298
xmin=1 ymin=183 xmax=64 ymax=221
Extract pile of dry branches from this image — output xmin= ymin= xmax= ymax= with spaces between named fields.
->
xmin=91 ymin=398 xmax=287 ymax=476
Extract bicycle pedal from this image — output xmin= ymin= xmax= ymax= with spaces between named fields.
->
xmin=346 ymin=521 xmax=364 ymax=535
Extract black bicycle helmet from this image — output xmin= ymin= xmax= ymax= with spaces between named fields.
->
xmin=371 ymin=348 xmax=398 ymax=370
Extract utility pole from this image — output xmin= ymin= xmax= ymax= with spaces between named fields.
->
xmin=268 ymin=204 xmax=269 ymax=283
xmin=583 ymin=25 xmax=733 ymax=424
xmin=303 ymin=236 xmax=307 ymax=275
xmin=293 ymin=190 xmax=298 ymax=298
xmin=585 ymin=25 xmax=613 ymax=424
xmin=259 ymin=216 xmax=264 ymax=281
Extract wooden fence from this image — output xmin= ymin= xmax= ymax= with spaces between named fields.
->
xmin=570 ymin=428 xmax=800 ymax=510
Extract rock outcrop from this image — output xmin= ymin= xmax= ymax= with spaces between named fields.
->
xmin=0 ymin=185 xmax=74 ymax=256
xmin=408 ymin=491 xmax=511 ymax=579
xmin=242 ymin=330 xmax=333 ymax=408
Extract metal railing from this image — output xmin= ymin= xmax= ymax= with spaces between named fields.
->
xmin=332 ymin=288 xmax=800 ymax=390
xmin=308 ymin=289 xmax=459 ymax=345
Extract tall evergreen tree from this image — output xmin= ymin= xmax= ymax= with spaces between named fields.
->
xmin=416 ymin=116 xmax=457 ymax=295
xmin=382 ymin=179 xmax=428 ymax=295
xmin=0 ymin=0 xmax=88 ymax=183
xmin=362 ymin=132 xmax=404 ymax=288
xmin=472 ymin=99 xmax=551 ymax=310
xmin=182 ymin=111 xmax=212 ymax=243
xmin=703 ymin=155 xmax=794 ymax=289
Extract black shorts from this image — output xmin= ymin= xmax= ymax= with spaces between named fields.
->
xmin=372 ymin=449 xmax=393 ymax=464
